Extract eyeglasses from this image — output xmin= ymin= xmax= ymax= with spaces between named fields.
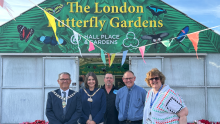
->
xmin=123 ymin=77 xmax=134 ymax=80
xmin=149 ymin=77 xmax=160 ymax=81
xmin=59 ymin=79 xmax=70 ymax=81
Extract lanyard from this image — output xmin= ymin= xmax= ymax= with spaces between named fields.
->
xmin=150 ymin=85 xmax=163 ymax=108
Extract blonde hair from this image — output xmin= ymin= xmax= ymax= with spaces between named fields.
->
xmin=145 ymin=68 xmax=165 ymax=87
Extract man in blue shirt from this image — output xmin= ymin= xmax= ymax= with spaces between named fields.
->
xmin=115 ymin=70 xmax=147 ymax=124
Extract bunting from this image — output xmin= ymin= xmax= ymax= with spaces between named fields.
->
xmin=187 ymin=32 xmax=200 ymax=58
xmin=107 ymin=53 xmax=111 ymax=67
xmin=88 ymin=41 xmax=95 ymax=52
xmin=0 ymin=0 xmax=3 ymax=6
xmin=121 ymin=50 xmax=128 ymax=66
xmin=44 ymin=10 xmax=60 ymax=45
xmin=139 ymin=46 xmax=146 ymax=64
xmin=101 ymin=49 xmax=106 ymax=65
xmin=73 ymin=31 xmax=82 ymax=57
xmin=0 ymin=0 xmax=15 ymax=20
xmin=110 ymin=54 xmax=116 ymax=67
xmin=162 ymin=39 xmax=170 ymax=47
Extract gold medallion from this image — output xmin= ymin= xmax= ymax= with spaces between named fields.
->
xmin=88 ymin=97 xmax=93 ymax=102
xmin=83 ymin=88 xmax=100 ymax=103
xmin=62 ymin=101 xmax=66 ymax=108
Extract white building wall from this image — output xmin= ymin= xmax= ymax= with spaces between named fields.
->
xmin=0 ymin=56 xmax=79 ymax=124
xmin=0 ymin=54 xmax=219 ymax=123
xmin=206 ymin=54 xmax=220 ymax=121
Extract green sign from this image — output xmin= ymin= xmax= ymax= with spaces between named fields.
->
xmin=0 ymin=0 xmax=219 ymax=53
xmin=80 ymin=64 xmax=129 ymax=75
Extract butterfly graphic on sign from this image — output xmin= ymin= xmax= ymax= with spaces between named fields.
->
xmin=17 ymin=25 xmax=34 ymax=42
xmin=141 ymin=33 xmax=169 ymax=48
xmin=146 ymin=5 xmax=167 ymax=17
xmin=44 ymin=4 xmax=64 ymax=15
xmin=174 ymin=26 xmax=190 ymax=49
xmin=37 ymin=36 xmax=67 ymax=46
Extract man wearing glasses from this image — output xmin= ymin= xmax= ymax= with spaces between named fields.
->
xmin=115 ymin=71 xmax=147 ymax=124
xmin=46 ymin=72 xmax=82 ymax=124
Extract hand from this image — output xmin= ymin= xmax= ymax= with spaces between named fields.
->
xmin=90 ymin=121 xmax=96 ymax=124
xmin=86 ymin=120 xmax=91 ymax=124
xmin=86 ymin=120 xmax=96 ymax=124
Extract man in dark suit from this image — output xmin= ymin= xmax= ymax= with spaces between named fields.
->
xmin=46 ymin=72 xmax=82 ymax=124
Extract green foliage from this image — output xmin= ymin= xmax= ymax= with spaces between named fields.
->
xmin=0 ymin=0 xmax=219 ymax=53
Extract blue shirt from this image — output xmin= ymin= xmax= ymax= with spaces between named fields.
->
xmin=115 ymin=84 xmax=147 ymax=121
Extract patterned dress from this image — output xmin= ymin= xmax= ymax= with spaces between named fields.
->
xmin=143 ymin=85 xmax=186 ymax=124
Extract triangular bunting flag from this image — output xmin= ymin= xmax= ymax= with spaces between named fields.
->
xmin=107 ymin=53 xmax=111 ymax=67
xmin=88 ymin=41 xmax=95 ymax=52
xmin=0 ymin=0 xmax=15 ymax=20
xmin=110 ymin=53 xmax=116 ymax=67
xmin=101 ymin=49 xmax=106 ymax=65
xmin=73 ymin=31 xmax=79 ymax=43
xmin=139 ymin=46 xmax=146 ymax=64
xmin=121 ymin=50 xmax=128 ymax=66
xmin=73 ymin=31 xmax=82 ymax=57
xmin=162 ymin=40 xmax=170 ymax=47
xmin=0 ymin=0 xmax=3 ymax=6
xmin=187 ymin=32 xmax=200 ymax=58
xmin=44 ymin=10 xmax=60 ymax=45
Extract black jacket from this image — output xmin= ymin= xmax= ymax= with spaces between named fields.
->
xmin=101 ymin=85 xmax=119 ymax=124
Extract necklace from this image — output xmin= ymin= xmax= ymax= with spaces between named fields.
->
xmin=52 ymin=90 xmax=76 ymax=101
xmin=52 ymin=90 xmax=77 ymax=108
xmin=83 ymin=88 xmax=100 ymax=102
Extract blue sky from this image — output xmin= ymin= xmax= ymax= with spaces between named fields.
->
xmin=163 ymin=0 xmax=220 ymax=34
xmin=0 ymin=0 xmax=219 ymax=34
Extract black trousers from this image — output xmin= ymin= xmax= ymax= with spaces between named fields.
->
xmin=119 ymin=120 xmax=142 ymax=124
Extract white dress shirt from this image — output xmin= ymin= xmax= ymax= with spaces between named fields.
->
xmin=60 ymin=89 xmax=69 ymax=105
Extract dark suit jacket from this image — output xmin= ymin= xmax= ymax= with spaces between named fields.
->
xmin=46 ymin=89 xmax=82 ymax=124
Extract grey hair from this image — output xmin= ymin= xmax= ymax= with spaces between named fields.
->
xmin=104 ymin=73 xmax=113 ymax=78
xmin=58 ymin=72 xmax=71 ymax=79
xmin=123 ymin=70 xmax=135 ymax=77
